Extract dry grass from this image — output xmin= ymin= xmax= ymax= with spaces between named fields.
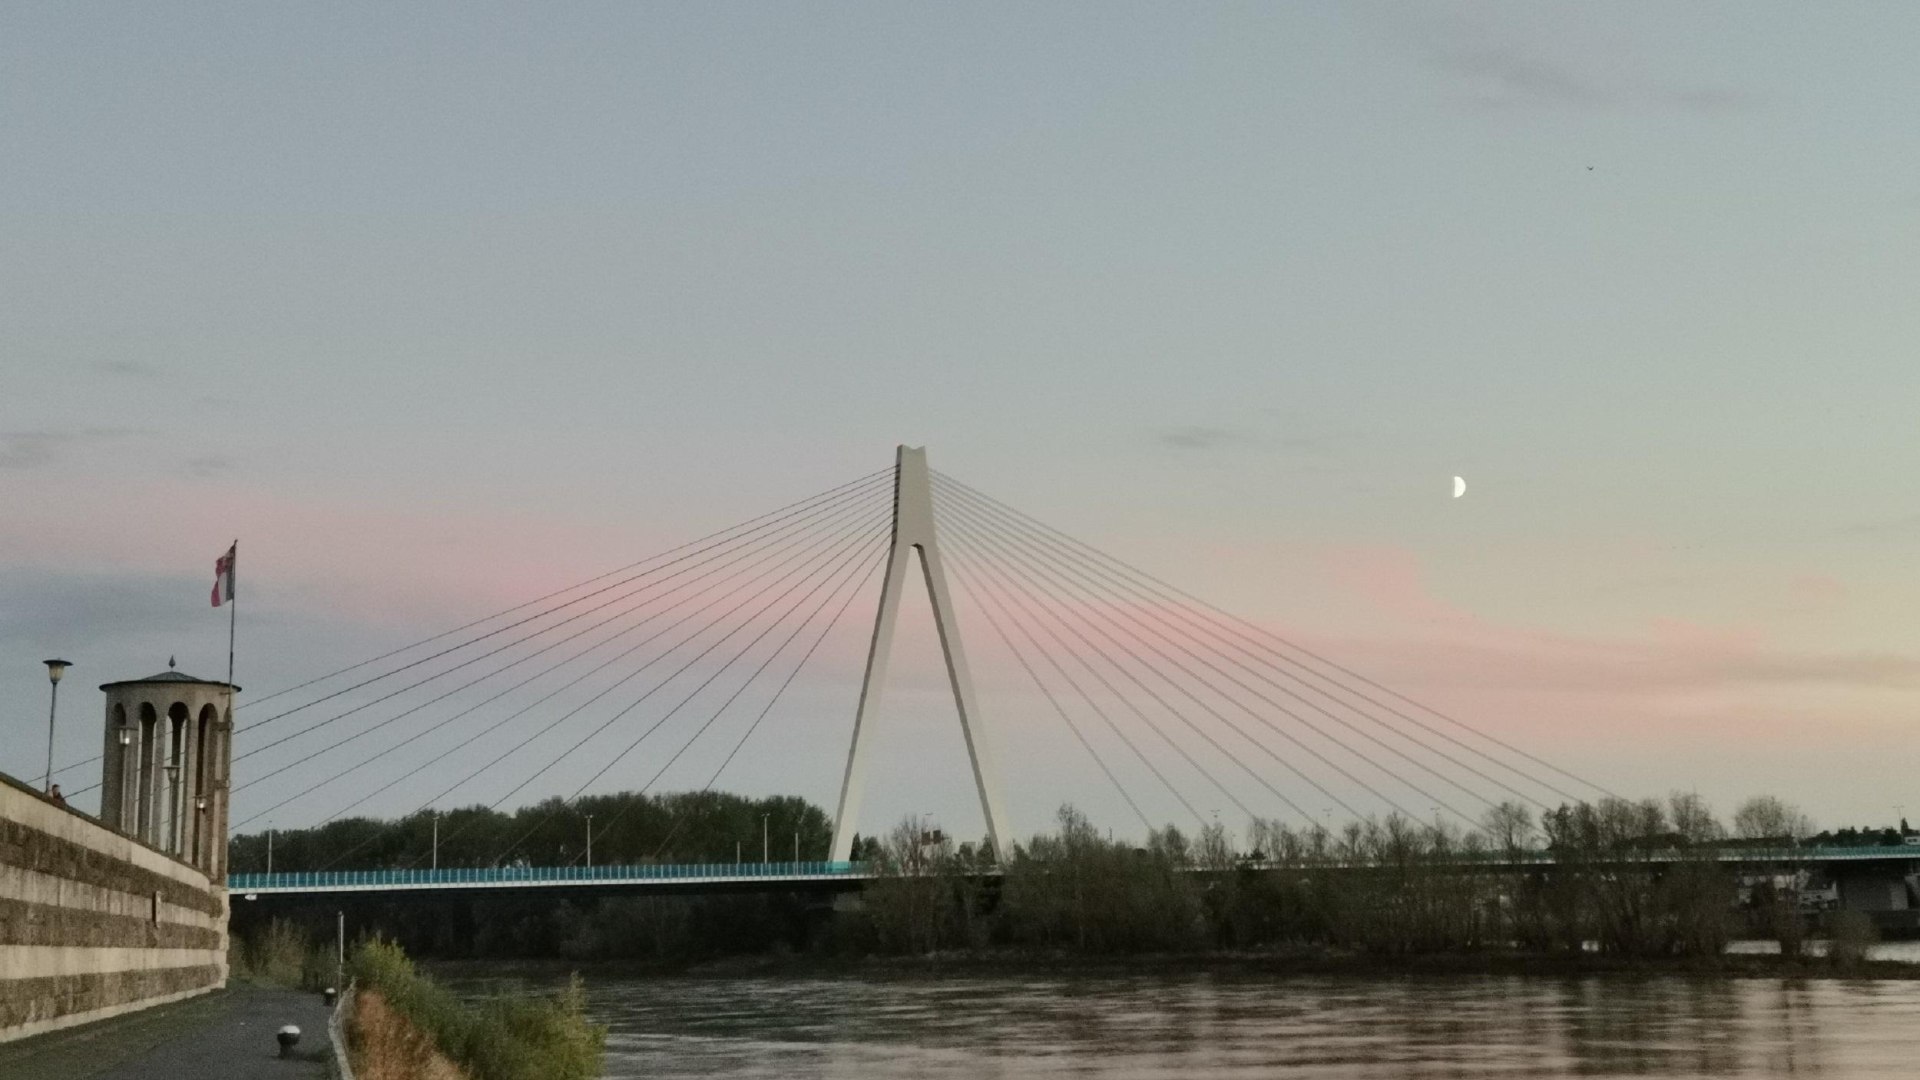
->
xmin=350 ymin=989 xmax=470 ymax=1080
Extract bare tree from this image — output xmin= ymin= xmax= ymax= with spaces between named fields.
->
xmin=1667 ymin=792 xmax=1723 ymax=844
xmin=1480 ymin=801 xmax=1536 ymax=855
xmin=1732 ymin=795 xmax=1814 ymax=841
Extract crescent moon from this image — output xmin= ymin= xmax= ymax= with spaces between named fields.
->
xmin=1452 ymin=476 xmax=1466 ymax=498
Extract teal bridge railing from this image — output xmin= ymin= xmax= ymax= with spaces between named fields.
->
xmin=229 ymin=860 xmax=870 ymax=893
xmin=226 ymin=845 xmax=1919 ymax=894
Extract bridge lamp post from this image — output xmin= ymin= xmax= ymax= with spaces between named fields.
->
xmin=762 ymin=814 xmax=769 ymax=865
xmin=585 ymin=814 xmax=593 ymax=869
xmin=42 ymin=659 xmax=71 ymax=794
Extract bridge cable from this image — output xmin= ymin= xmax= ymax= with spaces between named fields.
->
xmin=479 ymin=517 xmax=888 ymax=823
xmin=232 ymin=472 xmax=890 ymax=743
xmin=936 ymin=484 xmax=1499 ymax=823
xmin=944 ymin=547 xmax=1162 ymax=833
xmin=944 ymin=511 xmax=1397 ymax=814
xmin=307 ymin=508 xmax=890 ymax=869
xmin=227 ymin=491 xmax=893 ymax=827
xmin=570 ymin=540 xmax=890 ymax=863
xmin=237 ymin=467 xmax=895 ymax=713
xmin=932 ymin=469 xmax=1618 ymax=803
xmin=466 ymin=523 xmax=890 ymax=868
xmin=646 ymin=551 xmax=886 ymax=862
xmin=226 ymin=482 xmax=892 ymax=793
xmin=43 ymin=468 xmax=895 ymax=786
xmin=935 ymin=476 xmax=1574 ymax=810
xmin=72 ymin=476 xmax=892 ymax=804
xmin=232 ymin=471 xmax=892 ymax=751
xmin=937 ymin=528 xmax=1275 ymax=824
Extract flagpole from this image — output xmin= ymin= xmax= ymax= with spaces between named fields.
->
xmin=223 ymin=540 xmax=236 ymax=880
xmin=226 ymin=539 xmax=238 ymax=695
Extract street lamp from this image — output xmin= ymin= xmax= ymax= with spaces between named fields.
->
xmin=41 ymin=659 xmax=71 ymax=794
xmin=762 ymin=813 xmax=770 ymax=865
xmin=585 ymin=814 xmax=594 ymax=869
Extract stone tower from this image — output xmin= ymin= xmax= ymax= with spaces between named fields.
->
xmin=98 ymin=668 xmax=237 ymax=880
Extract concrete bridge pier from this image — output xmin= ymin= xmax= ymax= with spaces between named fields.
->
xmin=1826 ymin=860 xmax=1920 ymax=935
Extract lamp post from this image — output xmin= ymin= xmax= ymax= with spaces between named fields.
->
xmin=585 ymin=814 xmax=594 ymax=869
xmin=762 ymin=813 xmax=770 ymax=865
xmin=41 ymin=659 xmax=71 ymax=794
xmin=431 ymin=812 xmax=439 ymax=871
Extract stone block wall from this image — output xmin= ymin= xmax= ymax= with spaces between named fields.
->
xmin=0 ymin=771 xmax=227 ymax=1043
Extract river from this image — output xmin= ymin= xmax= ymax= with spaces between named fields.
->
xmin=560 ymin=968 xmax=1920 ymax=1079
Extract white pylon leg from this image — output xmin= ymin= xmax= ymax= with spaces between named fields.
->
xmin=831 ymin=446 xmax=1013 ymax=863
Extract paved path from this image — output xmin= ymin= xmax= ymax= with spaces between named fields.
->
xmin=0 ymin=982 xmax=336 ymax=1080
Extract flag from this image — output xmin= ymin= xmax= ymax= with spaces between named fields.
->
xmin=212 ymin=544 xmax=236 ymax=607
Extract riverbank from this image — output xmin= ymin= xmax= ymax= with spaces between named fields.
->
xmin=429 ymin=943 xmax=1920 ymax=986
xmin=349 ymin=939 xmax=604 ymax=1080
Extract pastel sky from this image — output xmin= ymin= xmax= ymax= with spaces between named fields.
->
xmin=5 ymin=3 xmax=1919 ymax=843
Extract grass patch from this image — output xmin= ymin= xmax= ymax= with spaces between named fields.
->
xmin=349 ymin=939 xmax=605 ymax=1080
xmin=351 ymin=989 xmax=469 ymax=1080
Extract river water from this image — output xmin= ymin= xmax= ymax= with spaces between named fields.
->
xmin=574 ymin=969 xmax=1920 ymax=1079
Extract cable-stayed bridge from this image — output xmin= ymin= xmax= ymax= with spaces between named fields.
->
xmin=56 ymin=446 xmax=1830 ymax=901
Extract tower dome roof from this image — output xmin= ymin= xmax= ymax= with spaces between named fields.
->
xmin=98 ymin=671 xmax=240 ymax=692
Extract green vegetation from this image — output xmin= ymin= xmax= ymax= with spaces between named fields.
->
xmin=228 ymin=918 xmax=335 ymax=989
xmin=349 ymin=938 xmax=604 ymax=1080
xmin=1827 ymin=910 xmax=1879 ymax=970
xmin=238 ymin=788 xmax=1903 ymax=969
xmin=845 ymin=795 xmax=1826 ymax=962
xmin=231 ymin=790 xmax=829 ymax=874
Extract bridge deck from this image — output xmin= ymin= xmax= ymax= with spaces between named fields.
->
xmin=228 ymin=859 xmax=873 ymax=895
xmin=226 ymin=847 xmax=1919 ymax=897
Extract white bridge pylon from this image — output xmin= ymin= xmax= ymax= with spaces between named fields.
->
xmin=831 ymin=446 xmax=1012 ymax=862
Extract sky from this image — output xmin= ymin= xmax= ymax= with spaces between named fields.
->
xmin=4 ymin=2 xmax=1919 ymax=846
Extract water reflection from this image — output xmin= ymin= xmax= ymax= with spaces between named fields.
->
xmin=576 ymin=971 xmax=1920 ymax=1079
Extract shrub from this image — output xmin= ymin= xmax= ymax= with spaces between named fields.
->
xmin=232 ymin=919 xmax=337 ymax=990
xmin=348 ymin=939 xmax=604 ymax=1080
xmin=1826 ymin=911 xmax=1878 ymax=970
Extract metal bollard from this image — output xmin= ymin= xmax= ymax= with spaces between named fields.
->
xmin=277 ymin=1024 xmax=302 ymax=1058
xmin=323 ymin=987 xmax=337 ymax=1008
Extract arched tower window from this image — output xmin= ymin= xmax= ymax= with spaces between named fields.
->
xmin=137 ymin=703 xmax=158 ymax=842
xmin=193 ymin=704 xmax=218 ymax=865
xmin=166 ymin=702 xmax=190 ymax=855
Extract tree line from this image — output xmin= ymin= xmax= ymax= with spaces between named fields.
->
xmin=230 ymin=790 xmax=833 ymax=874
xmin=234 ymin=789 xmax=1875 ymax=965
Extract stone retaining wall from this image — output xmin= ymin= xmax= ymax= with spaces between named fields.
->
xmin=0 ymin=771 xmax=227 ymax=1042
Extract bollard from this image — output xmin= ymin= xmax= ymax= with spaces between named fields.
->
xmin=277 ymin=1024 xmax=302 ymax=1058
xmin=323 ymin=987 xmax=337 ymax=1008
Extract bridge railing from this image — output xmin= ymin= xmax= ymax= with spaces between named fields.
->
xmin=228 ymin=859 xmax=870 ymax=892
xmin=1232 ymin=844 xmax=1914 ymax=870
xmin=227 ymin=844 xmax=1918 ymax=892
